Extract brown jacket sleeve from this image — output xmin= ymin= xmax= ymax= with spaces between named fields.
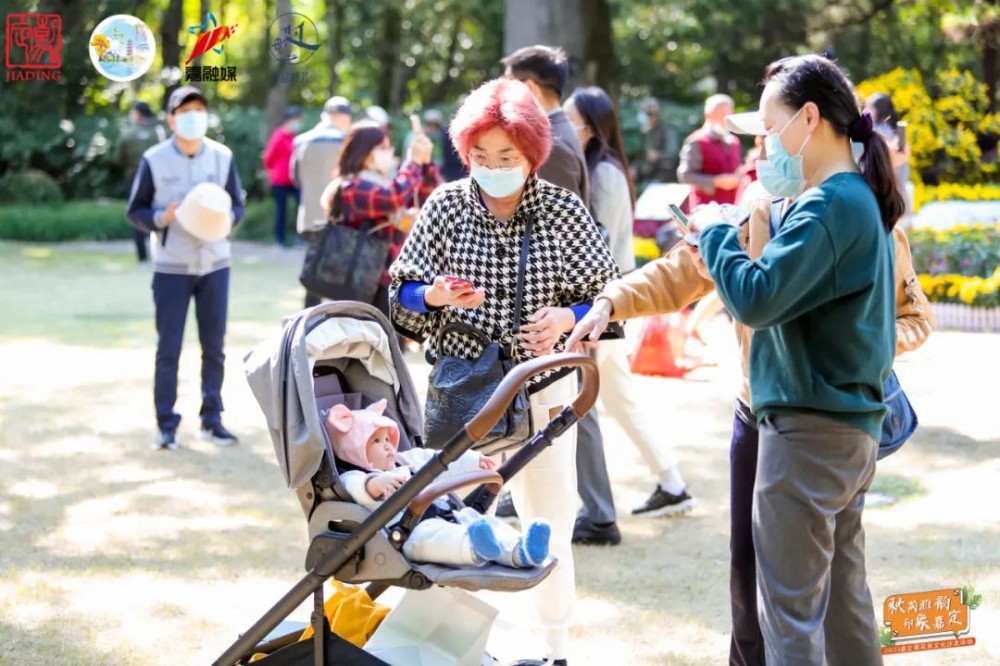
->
xmin=892 ymin=226 xmax=936 ymax=356
xmin=597 ymin=241 xmax=715 ymax=320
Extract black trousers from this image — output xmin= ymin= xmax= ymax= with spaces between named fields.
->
xmin=730 ymin=409 xmax=765 ymax=666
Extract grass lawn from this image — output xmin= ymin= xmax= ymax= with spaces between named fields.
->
xmin=1 ymin=240 xmax=998 ymax=665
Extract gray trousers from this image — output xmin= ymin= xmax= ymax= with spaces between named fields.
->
xmin=575 ymin=407 xmax=617 ymax=524
xmin=754 ymin=412 xmax=883 ymax=666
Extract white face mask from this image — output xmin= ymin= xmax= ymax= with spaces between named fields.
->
xmin=372 ymin=148 xmax=395 ymax=174
xmin=174 ymin=110 xmax=208 ymax=140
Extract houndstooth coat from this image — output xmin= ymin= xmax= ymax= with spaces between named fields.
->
xmin=389 ymin=174 xmax=622 ymax=393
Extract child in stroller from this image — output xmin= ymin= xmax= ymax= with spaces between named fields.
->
xmin=325 ymin=399 xmax=551 ymax=569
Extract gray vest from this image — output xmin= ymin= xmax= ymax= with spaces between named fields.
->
xmin=144 ymin=138 xmax=235 ymax=276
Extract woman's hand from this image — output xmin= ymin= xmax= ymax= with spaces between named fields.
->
xmin=684 ymin=244 xmax=714 ymax=281
xmin=566 ymin=299 xmax=612 ymax=351
xmin=479 ymin=455 xmax=497 ymax=471
xmin=424 ymin=276 xmax=486 ymax=309
xmin=407 ymin=134 xmax=434 ymax=165
xmin=519 ymin=307 xmax=575 ymax=356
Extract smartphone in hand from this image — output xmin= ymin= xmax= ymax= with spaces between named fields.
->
xmin=668 ymin=204 xmax=700 ymax=246
xmin=443 ymin=276 xmax=475 ymax=294
xmin=896 ymin=121 xmax=908 ymax=153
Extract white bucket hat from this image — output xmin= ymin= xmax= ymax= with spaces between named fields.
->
xmin=176 ymin=182 xmax=233 ymax=241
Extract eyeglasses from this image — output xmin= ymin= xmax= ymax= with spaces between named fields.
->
xmin=468 ymin=152 xmax=525 ymax=169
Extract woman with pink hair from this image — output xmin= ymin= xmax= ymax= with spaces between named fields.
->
xmin=389 ymin=78 xmax=621 ymax=665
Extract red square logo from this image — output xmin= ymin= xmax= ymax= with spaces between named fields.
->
xmin=5 ymin=13 xmax=63 ymax=70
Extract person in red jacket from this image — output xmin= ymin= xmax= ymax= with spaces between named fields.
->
xmin=263 ymin=107 xmax=303 ymax=246
xmin=677 ymin=94 xmax=744 ymax=209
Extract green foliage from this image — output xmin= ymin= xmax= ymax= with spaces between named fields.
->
xmin=0 ymin=170 xmax=64 ymax=205
xmin=0 ymin=201 xmax=131 ymax=242
xmin=857 ymin=68 xmax=1000 ymax=185
xmin=962 ymin=585 xmax=985 ymax=610
xmin=878 ymin=624 xmax=895 ymax=647
xmin=909 ymin=224 xmax=1000 ymax=277
xmin=232 ymin=200 xmax=287 ymax=243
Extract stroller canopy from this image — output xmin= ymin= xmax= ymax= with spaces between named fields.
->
xmin=244 ymin=302 xmax=425 ymax=489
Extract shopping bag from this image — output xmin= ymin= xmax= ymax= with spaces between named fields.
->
xmin=628 ymin=313 xmax=689 ymax=378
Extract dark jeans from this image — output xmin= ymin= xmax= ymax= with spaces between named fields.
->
xmin=134 ymin=228 xmax=149 ymax=262
xmin=730 ymin=409 xmax=765 ymax=666
xmin=152 ymin=268 xmax=229 ymax=431
xmin=272 ymin=184 xmax=300 ymax=246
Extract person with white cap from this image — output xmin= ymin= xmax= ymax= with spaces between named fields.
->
xmin=127 ymin=85 xmax=245 ymax=451
xmin=290 ymin=95 xmax=353 ymax=306
xmin=569 ymin=56 xmax=934 ymax=665
xmin=574 ymin=55 xmax=936 ymax=665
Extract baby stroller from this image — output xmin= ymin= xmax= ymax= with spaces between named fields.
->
xmin=215 ymin=302 xmax=600 ymax=666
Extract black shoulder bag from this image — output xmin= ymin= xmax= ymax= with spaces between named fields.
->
xmin=299 ymin=185 xmax=392 ymax=303
xmin=423 ymin=216 xmax=535 ymax=455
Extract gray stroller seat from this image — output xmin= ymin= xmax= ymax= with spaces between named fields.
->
xmin=304 ymin=361 xmax=556 ymax=593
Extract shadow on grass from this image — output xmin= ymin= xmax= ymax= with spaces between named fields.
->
xmin=0 ymin=619 xmax=114 ymax=666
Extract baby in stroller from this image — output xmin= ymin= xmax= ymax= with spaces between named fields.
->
xmin=325 ymin=399 xmax=551 ymax=569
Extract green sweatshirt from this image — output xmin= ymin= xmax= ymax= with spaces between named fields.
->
xmin=699 ymin=173 xmax=895 ymax=441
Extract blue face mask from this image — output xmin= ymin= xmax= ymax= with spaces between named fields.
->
xmin=757 ymin=108 xmax=811 ymax=198
xmin=470 ymin=163 xmax=526 ymax=198
xmin=174 ymin=110 xmax=208 ymax=141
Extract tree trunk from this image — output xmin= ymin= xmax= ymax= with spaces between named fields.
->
xmin=160 ymin=0 xmax=185 ymax=111
xmin=985 ymin=0 xmax=999 ymax=112
xmin=325 ymin=0 xmax=343 ymax=97
xmin=580 ymin=0 xmax=616 ymax=95
xmin=193 ymin=0 xmax=210 ymax=67
xmin=265 ymin=0 xmax=293 ymax=135
xmin=503 ymin=0 xmax=588 ymax=97
xmin=376 ymin=4 xmax=404 ymax=110
xmin=430 ymin=14 xmax=463 ymax=103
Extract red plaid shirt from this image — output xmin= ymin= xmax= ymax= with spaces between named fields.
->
xmin=338 ymin=161 xmax=441 ymax=285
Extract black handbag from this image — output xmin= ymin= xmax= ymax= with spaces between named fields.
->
xmin=423 ymin=216 xmax=535 ymax=455
xmin=299 ymin=186 xmax=391 ymax=303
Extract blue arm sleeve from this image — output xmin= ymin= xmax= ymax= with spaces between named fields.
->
xmin=399 ymin=281 xmax=433 ymax=313
xmin=126 ymin=158 xmax=158 ymax=233
xmin=569 ymin=304 xmax=592 ymax=323
xmin=225 ymin=159 xmax=245 ymax=225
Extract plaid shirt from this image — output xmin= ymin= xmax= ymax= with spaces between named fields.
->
xmin=338 ymin=161 xmax=441 ymax=284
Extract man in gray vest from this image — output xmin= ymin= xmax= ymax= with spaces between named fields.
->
xmin=126 ymin=86 xmax=245 ymax=451
xmin=502 ymin=46 xmax=621 ymax=550
xmin=289 ymin=95 xmax=353 ymax=306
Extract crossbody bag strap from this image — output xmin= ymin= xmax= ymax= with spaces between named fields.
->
xmin=511 ymin=214 xmax=533 ymax=336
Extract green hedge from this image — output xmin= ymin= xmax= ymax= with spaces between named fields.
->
xmin=0 ymin=198 xmax=280 ymax=243
xmin=0 ymin=201 xmax=131 ymax=241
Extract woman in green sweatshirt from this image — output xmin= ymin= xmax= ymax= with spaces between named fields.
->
xmin=693 ymin=55 xmax=906 ymax=665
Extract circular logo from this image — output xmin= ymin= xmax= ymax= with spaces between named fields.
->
xmin=89 ymin=14 xmax=156 ymax=82
xmin=267 ymin=12 xmax=320 ymax=64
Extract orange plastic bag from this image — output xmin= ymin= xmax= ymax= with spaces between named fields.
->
xmin=628 ymin=313 xmax=689 ymax=378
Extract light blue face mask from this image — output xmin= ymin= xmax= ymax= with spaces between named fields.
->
xmin=174 ymin=110 xmax=208 ymax=140
xmin=470 ymin=163 xmax=527 ymax=198
xmin=757 ymin=107 xmax=811 ymax=198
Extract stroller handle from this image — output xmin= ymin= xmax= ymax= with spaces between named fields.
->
xmin=465 ymin=352 xmax=599 ymax=443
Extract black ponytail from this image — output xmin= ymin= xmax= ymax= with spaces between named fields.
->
xmin=764 ymin=55 xmax=906 ymax=231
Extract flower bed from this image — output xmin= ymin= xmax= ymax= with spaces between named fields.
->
xmin=919 ymin=269 xmax=1000 ymax=332
xmin=909 ymin=223 xmax=999 ymax=276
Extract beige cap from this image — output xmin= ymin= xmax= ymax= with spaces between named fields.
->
xmin=176 ymin=182 xmax=233 ymax=241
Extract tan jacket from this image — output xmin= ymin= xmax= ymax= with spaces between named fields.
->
xmin=598 ymin=199 xmax=936 ymax=403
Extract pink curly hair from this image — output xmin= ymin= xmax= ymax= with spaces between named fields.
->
xmin=449 ymin=78 xmax=552 ymax=172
